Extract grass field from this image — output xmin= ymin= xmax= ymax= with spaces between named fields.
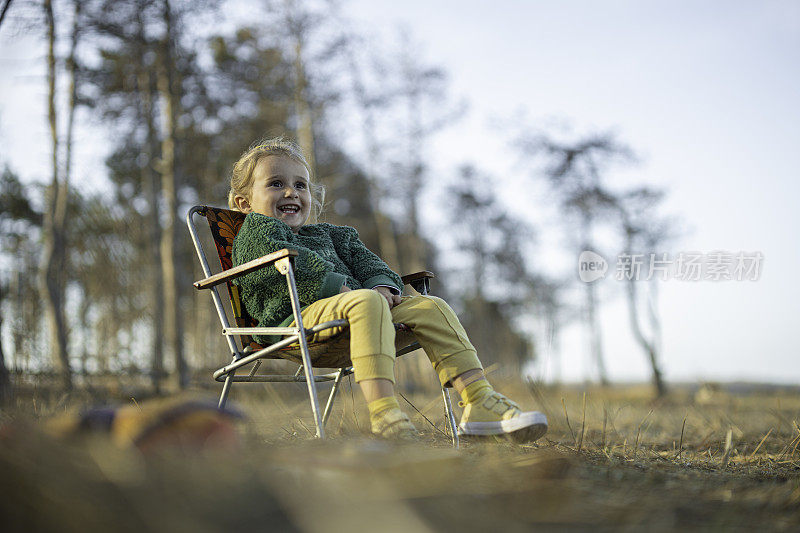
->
xmin=2 ymin=379 xmax=799 ymax=532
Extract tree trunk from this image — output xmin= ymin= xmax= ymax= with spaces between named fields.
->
xmin=78 ymin=293 xmax=90 ymax=375
xmin=38 ymin=0 xmax=72 ymax=390
xmin=581 ymin=215 xmax=608 ymax=385
xmin=148 ymin=143 xmax=166 ymax=391
xmin=292 ymin=37 xmax=316 ymax=179
xmin=405 ymin=81 xmax=431 ymax=384
xmin=364 ymin=122 xmax=400 ymax=271
xmin=62 ymin=0 xmax=81 ymax=376
xmin=138 ymin=40 xmax=166 ymax=392
xmin=0 ymin=309 xmax=11 ymax=404
xmin=647 ymin=277 xmax=663 ymax=362
xmin=0 ymin=0 xmax=14 ymax=29
xmin=11 ymin=270 xmax=23 ymax=371
xmin=624 ymin=233 xmax=666 ymax=397
xmin=157 ymin=0 xmax=186 ymax=389
xmin=405 ymin=82 xmax=426 ymax=273
xmin=626 ymin=276 xmax=666 ymax=397
xmin=545 ymin=315 xmax=562 ymax=384
xmin=64 ymin=0 xmax=79 ymax=193
xmin=585 ymin=280 xmax=608 ymax=385
xmin=345 ymin=48 xmax=402 ymax=270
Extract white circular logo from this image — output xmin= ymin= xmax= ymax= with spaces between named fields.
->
xmin=578 ymin=251 xmax=607 ymax=282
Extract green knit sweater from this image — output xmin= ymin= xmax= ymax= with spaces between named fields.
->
xmin=232 ymin=212 xmax=403 ymax=342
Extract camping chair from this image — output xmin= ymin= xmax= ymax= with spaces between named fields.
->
xmin=186 ymin=205 xmax=460 ymax=446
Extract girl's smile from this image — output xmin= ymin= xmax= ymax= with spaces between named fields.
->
xmin=236 ymin=155 xmax=311 ymax=233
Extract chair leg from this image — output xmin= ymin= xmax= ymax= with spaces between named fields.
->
xmin=321 ymin=368 xmax=347 ymax=428
xmin=278 ymin=257 xmax=325 ymax=439
xmin=218 ymin=369 xmax=235 ymax=409
xmin=441 ymin=387 xmax=460 ymax=448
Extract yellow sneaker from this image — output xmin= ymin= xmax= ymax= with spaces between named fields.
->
xmin=370 ymin=408 xmax=419 ymax=440
xmin=458 ymin=391 xmax=548 ymax=442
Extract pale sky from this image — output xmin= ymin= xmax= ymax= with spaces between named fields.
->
xmin=2 ymin=1 xmax=799 ymax=383
xmin=343 ymin=0 xmax=800 ymax=383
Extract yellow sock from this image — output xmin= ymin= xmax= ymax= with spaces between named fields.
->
xmin=460 ymin=378 xmax=493 ymax=405
xmin=367 ymin=396 xmax=401 ymax=426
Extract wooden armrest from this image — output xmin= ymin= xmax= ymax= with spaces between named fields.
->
xmin=193 ymin=248 xmax=299 ymax=290
xmin=401 ymin=271 xmax=435 ymax=285
xmin=402 ymin=271 xmax=434 ymax=295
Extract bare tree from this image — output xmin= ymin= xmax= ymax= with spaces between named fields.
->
xmin=38 ymin=0 xmax=72 ymax=390
xmin=341 ymin=33 xmax=402 ymax=270
xmin=0 ymin=300 xmax=9 ymax=402
xmin=616 ymin=187 xmax=673 ymax=397
xmin=0 ymin=166 xmax=40 ymax=401
xmin=285 ymin=2 xmax=317 ymax=174
xmin=263 ymin=0 xmax=349 ymax=200
xmin=0 ymin=0 xmax=14 ymax=29
xmin=157 ymin=0 xmax=187 ymax=388
xmin=520 ymin=131 xmax=633 ymax=385
xmin=394 ymin=32 xmax=464 ymax=272
xmin=131 ymin=5 xmax=167 ymax=392
xmin=445 ymin=165 xmax=557 ymax=377
xmin=84 ymin=0 xmax=193 ymax=389
xmin=63 ymin=0 xmax=80 ymax=192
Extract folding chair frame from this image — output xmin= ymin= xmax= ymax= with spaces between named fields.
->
xmin=186 ymin=206 xmax=459 ymax=446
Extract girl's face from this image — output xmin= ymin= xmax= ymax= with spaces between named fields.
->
xmin=235 ymin=155 xmax=312 ymax=233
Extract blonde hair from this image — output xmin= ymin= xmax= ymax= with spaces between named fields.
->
xmin=228 ymin=137 xmax=325 ymax=221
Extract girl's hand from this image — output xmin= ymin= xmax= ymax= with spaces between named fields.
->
xmin=373 ymin=286 xmax=401 ymax=309
xmin=340 ymin=284 xmax=352 ymax=293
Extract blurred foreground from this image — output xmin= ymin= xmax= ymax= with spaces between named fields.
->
xmin=2 ymin=381 xmax=799 ymax=532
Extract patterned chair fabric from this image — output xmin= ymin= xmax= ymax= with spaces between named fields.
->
xmin=202 ymin=207 xmax=252 ymax=329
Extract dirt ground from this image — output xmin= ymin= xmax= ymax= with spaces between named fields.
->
xmin=1 ymin=379 xmax=799 ymax=532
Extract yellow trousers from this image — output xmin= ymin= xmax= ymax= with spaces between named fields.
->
xmin=289 ymin=289 xmax=482 ymax=386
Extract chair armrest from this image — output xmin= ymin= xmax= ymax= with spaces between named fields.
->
xmin=401 ymin=271 xmax=434 ymax=285
xmin=401 ymin=271 xmax=434 ymax=295
xmin=193 ymin=248 xmax=299 ymax=290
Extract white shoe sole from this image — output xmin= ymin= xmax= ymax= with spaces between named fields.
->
xmin=458 ymin=411 xmax=548 ymax=442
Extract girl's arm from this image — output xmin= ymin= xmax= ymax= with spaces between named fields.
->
xmin=328 ymin=225 xmax=403 ymax=293
xmin=233 ymin=214 xmax=347 ymax=305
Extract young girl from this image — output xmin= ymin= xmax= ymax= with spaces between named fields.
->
xmin=229 ymin=138 xmax=547 ymax=441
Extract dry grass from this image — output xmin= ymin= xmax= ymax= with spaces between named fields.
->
xmin=2 ymin=379 xmax=800 ymax=532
